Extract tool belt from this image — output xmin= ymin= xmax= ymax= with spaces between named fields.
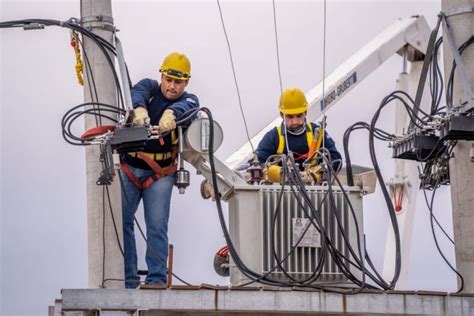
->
xmin=121 ymin=147 xmax=178 ymax=190
xmin=127 ymin=151 xmax=173 ymax=161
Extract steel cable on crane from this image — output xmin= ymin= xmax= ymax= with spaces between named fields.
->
xmin=272 ymin=0 xmax=283 ymax=94
xmin=321 ymin=0 xmax=328 ymax=151
xmin=271 ymin=0 xmax=291 ymax=155
xmin=216 ymin=0 xmax=255 ymax=153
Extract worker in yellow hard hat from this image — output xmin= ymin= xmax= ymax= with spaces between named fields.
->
xmin=256 ymin=88 xmax=342 ymax=182
xmin=121 ymin=52 xmax=199 ymax=288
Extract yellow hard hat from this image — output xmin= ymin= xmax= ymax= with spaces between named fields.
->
xmin=159 ymin=52 xmax=191 ymax=80
xmin=278 ymin=88 xmax=308 ymax=115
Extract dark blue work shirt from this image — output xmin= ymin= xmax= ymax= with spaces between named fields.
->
xmin=122 ymin=78 xmax=199 ymax=169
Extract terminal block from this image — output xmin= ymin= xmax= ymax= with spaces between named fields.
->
xmin=392 ymin=133 xmax=445 ymax=162
xmin=440 ymin=115 xmax=474 ymax=141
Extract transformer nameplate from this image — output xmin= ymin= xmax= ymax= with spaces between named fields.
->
xmin=292 ymin=218 xmax=321 ymax=248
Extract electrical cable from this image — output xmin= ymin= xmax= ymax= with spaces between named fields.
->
xmin=0 ymin=19 xmax=126 ymax=113
xmin=197 ymin=106 xmax=390 ymax=292
xmin=336 ymin=30 xmax=474 ymax=293
xmin=446 ymin=35 xmax=473 ymax=109
xmin=368 ymin=96 xmax=402 ymax=289
xmin=78 ymin=30 xmax=117 ymax=288
xmin=421 ymin=179 xmax=464 ymax=293
xmin=77 ymin=35 xmax=102 ymax=126
xmin=9 ymin=13 xmax=469 ymax=293
xmin=1 ymin=16 xmax=197 ymax=288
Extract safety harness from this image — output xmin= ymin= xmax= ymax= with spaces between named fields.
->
xmin=276 ymin=122 xmax=324 ymax=162
xmin=121 ymin=130 xmax=179 ymax=190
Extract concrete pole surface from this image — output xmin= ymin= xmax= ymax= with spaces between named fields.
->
xmin=81 ymin=0 xmax=124 ymax=288
xmin=441 ymin=0 xmax=474 ymax=293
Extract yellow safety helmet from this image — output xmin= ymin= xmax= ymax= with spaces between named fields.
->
xmin=159 ymin=52 xmax=191 ymax=80
xmin=278 ymin=88 xmax=308 ymax=115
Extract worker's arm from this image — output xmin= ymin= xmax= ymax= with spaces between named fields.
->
xmin=255 ymin=128 xmax=279 ymax=165
xmin=322 ymin=131 xmax=342 ymax=172
xmin=168 ymin=93 xmax=200 ymax=127
xmin=130 ymin=78 xmax=160 ymax=108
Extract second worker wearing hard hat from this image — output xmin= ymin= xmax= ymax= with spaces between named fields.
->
xmin=256 ymin=87 xmax=342 ymax=172
xmin=121 ymin=52 xmax=199 ymax=288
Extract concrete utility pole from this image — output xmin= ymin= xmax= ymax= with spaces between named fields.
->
xmin=81 ymin=0 xmax=124 ymax=288
xmin=441 ymin=0 xmax=474 ymax=293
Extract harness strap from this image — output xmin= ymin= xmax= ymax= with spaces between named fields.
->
xmin=276 ymin=125 xmax=285 ymax=155
xmin=121 ymin=146 xmax=179 ymax=190
xmin=276 ymin=123 xmax=315 ymax=157
xmin=121 ymin=162 xmax=143 ymax=189
xmin=307 ymin=125 xmax=324 ymax=162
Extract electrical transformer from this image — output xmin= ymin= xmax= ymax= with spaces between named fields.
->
xmin=228 ymin=184 xmax=365 ymax=286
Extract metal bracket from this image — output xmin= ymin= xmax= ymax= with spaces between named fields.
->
xmin=441 ymin=13 xmax=474 ymax=110
xmin=470 ymin=143 xmax=474 ymax=163
xmin=443 ymin=5 xmax=474 ymax=18
xmin=81 ymin=14 xmax=114 ymax=24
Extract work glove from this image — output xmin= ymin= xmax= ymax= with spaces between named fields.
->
xmin=266 ymin=165 xmax=282 ymax=183
xmin=158 ymin=109 xmax=176 ymax=132
xmin=132 ymin=107 xmax=150 ymax=126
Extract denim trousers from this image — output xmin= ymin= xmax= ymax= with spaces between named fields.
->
xmin=121 ymin=165 xmax=174 ymax=288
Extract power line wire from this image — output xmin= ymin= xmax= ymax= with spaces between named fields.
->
xmin=272 ymin=0 xmax=283 ymax=93
xmin=271 ymin=0 xmax=292 ymax=156
xmin=216 ymin=0 xmax=255 ymax=153
xmin=321 ymin=0 xmax=327 ymax=151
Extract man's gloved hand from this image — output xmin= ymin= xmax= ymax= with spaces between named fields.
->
xmin=266 ymin=165 xmax=282 ymax=183
xmin=133 ymin=107 xmax=150 ymax=126
xmin=158 ymin=109 xmax=176 ymax=132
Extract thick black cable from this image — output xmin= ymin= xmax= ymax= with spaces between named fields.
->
xmin=168 ymin=107 xmax=390 ymax=292
xmin=421 ymin=180 xmax=464 ymax=293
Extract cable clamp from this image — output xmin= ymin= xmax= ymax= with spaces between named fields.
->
xmin=63 ymin=17 xmax=80 ymax=26
xmin=81 ymin=14 xmax=115 ymax=32
xmin=22 ymin=23 xmax=45 ymax=31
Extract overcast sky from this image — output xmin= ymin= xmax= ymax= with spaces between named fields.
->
xmin=1 ymin=1 xmax=458 ymax=315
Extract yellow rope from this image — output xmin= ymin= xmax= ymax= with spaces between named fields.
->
xmin=70 ymin=30 xmax=83 ymax=86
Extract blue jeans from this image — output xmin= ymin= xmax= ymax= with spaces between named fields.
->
xmin=121 ymin=165 xmax=174 ymax=288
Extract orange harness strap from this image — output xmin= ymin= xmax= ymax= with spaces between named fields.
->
xmin=121 ymin=146 xmax=178 ymax=190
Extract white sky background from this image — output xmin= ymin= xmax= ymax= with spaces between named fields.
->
xmin=0 ymin=0 xmax=459 ymax=315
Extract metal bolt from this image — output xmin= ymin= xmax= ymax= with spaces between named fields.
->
xmin=470 ymin=144 xmax=474 ymax=162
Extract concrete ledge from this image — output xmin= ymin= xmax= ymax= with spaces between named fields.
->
xmin=60 ymin=288 xmax=474 ymax=315
xmin=61 ymin=289 xmax=215 ymax=311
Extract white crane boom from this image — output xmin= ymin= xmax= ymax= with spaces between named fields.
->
xmin=225 ymin=15 xmax=431 ymax=169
